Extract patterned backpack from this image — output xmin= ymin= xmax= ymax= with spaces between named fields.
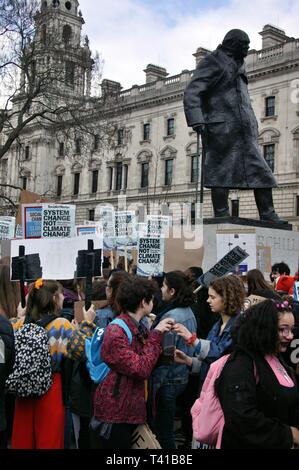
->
xmin=6 ymin=316 xmax=55 ymax=398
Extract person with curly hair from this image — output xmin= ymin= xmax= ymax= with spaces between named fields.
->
xmin=215 ymin=299 xmax=299 ymax=448
xmin=173 ymin=275 xmax=245 ymax=388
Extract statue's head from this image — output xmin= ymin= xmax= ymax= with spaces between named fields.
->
xmin=222 ymin=29 xmax=250 ymax=59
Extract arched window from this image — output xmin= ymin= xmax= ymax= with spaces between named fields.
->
xmin=62 ymin=25 xmax=72 ymax=45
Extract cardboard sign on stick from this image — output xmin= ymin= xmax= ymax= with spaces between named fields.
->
xmin=198 ymin=246 xmax=249 ymax=288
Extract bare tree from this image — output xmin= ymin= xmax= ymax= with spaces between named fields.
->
xmin=0 ymin=0 xmax=105 ymax=160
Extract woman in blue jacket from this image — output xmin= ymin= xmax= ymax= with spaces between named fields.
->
xmin=174 ymin=275 xmax=245 ymax=387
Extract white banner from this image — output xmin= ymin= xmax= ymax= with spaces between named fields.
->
xmin=11 ymin=235 xmax=103 ymax=280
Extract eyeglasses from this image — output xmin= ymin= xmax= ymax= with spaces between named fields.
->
xmin=278 ymin=327 xmax=296 ymax=336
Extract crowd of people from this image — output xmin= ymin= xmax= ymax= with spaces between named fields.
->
xmin=0 ymin=257 xmax=299 ymax=450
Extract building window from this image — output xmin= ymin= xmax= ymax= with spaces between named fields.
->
xmin=115 ymin=162 xmax=122 ymax=190
xmin=89 ymin=209 xmax=95 ymax=221
xmin=165 ymin=159 xmax=173 ymax=186
xmin=62 ymin=25 xmax=72 ymax=45
xmin=65 ymin=61 xmax=75 ymax=85
xmin=92 ymin=170 xmax=98 ymax=194
xmin=94 ymin=134 xmax=99 ymax=151
xmin=117 ymin=129 xmax=124 ymax=145
xmin=108 ymin=168 xmax=113 ymax=191
xmin=264 ymin=144 xmax=275 ymax=172
xmin=57 ymin=175 xmax=63 ymax=196
xmin=25 ymin=146 xmax=30 ymax=160
xmin=75 ymin=138 xmax=81 ymax=155
xmin=143 ymin=123 xmax=150 ymax=141
xmin=41 ymin=24 xmax=47 ymax=44
xmin=141 ymin=162 xmax=149 ymax=188
xmin=22 ymin=177 xmax=27 ymax=190
xmin=167 ymin=118 xmax=175 ymax=136
xmin=59 ymin=142 xmax=64 ymax=157
xmin=265 ymin=96 xmax=275 ymax=117
xmin=231 ymin=199 xmax=239 ymax=217
xmin=123 ymin=164 xmax=128 ymax=190
xmin=73 ymin=173 xmax=80 ymax=195
xmin=191 ymin=155 xmax=199 ymax=183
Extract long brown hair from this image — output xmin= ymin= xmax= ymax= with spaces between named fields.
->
xmin=246 ymin=269 xmax=273 ymax=296
xmin=0 ymin=263 xmax=20 ymax=319
xmin=25 ymin=280 xmax=63 ymax=322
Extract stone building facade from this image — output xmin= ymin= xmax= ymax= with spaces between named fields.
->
xmin=2 ymin=2 xmax=299 ymax=228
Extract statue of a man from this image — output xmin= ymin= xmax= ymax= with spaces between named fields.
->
xmin=184 ymin=29 xmax=286 ymax=224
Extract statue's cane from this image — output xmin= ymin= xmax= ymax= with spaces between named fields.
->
xmin=193 ymin=130 xmax=205 ymax=295
xmin=195 ymin=130 xmax=205 ymax=220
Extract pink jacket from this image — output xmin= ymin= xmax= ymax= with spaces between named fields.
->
xmin=191 ymin=355 xmax=229 ymax=449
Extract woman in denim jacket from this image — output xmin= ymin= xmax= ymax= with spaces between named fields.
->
xmin=150 ymin=271 xmax=197 ymax=449
xmin=174 ymin=275 xmax=245 ymax=388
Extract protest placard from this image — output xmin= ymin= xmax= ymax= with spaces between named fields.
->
xmin=146 ymin=215 xmax=170 ymax=238
xmin=0 ymin=217 xmax=15 ymax=240
xmin=76 ymin=224 xmax=102 ymax=237
xmin=198 ymin=246 xmax=249 ymax=288
xmin=137 ymin=237 xmax=164 ymax=277
xmin=15 ymin=224 xmax=23 ymax=239
xmin=115 ymin=211 xmax=137 ymax=247
xmin=10 ymin=235 xmax=103 ymax=280
xmin=42 ymin=204 xmax=76 ymax=238
xmin=22 ymin=204 xmax=42 ymax=239
xmin=100 ymin=206 xmax=115 ymax=238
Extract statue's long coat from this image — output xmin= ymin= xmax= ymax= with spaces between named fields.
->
xmin=184 ymin=46 xmax=276 ymax=189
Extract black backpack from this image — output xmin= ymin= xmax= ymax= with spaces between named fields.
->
xmin=6 ymin=315 xmax=56 ymax=398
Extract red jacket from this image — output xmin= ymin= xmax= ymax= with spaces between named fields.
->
xmin=93 ymin=313 xmax=163 ymax=424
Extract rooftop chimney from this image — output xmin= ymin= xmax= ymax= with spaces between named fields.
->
xmin=101 ymin=79 xmax=122 ymax=98
xmin=143 ymin=64 xmax=168 ymax=84
xmin=259 ymin=24 xmax=288 ymax=49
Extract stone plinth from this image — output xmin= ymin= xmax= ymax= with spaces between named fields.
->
xmin=202 ymin=218 xmax=299 ymax=276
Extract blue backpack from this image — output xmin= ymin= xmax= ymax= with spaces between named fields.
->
xmin=85 ymin=318 xmax=132 ymax=384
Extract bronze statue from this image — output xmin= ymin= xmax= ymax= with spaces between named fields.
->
xmin=184 ymin=29 xmax=286 ymax=224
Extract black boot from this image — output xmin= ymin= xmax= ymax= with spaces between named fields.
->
xmin=254 ymin=188 xmax=288 ymax=224
xmin=211 ymin=188 xmax=230 ymax=218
